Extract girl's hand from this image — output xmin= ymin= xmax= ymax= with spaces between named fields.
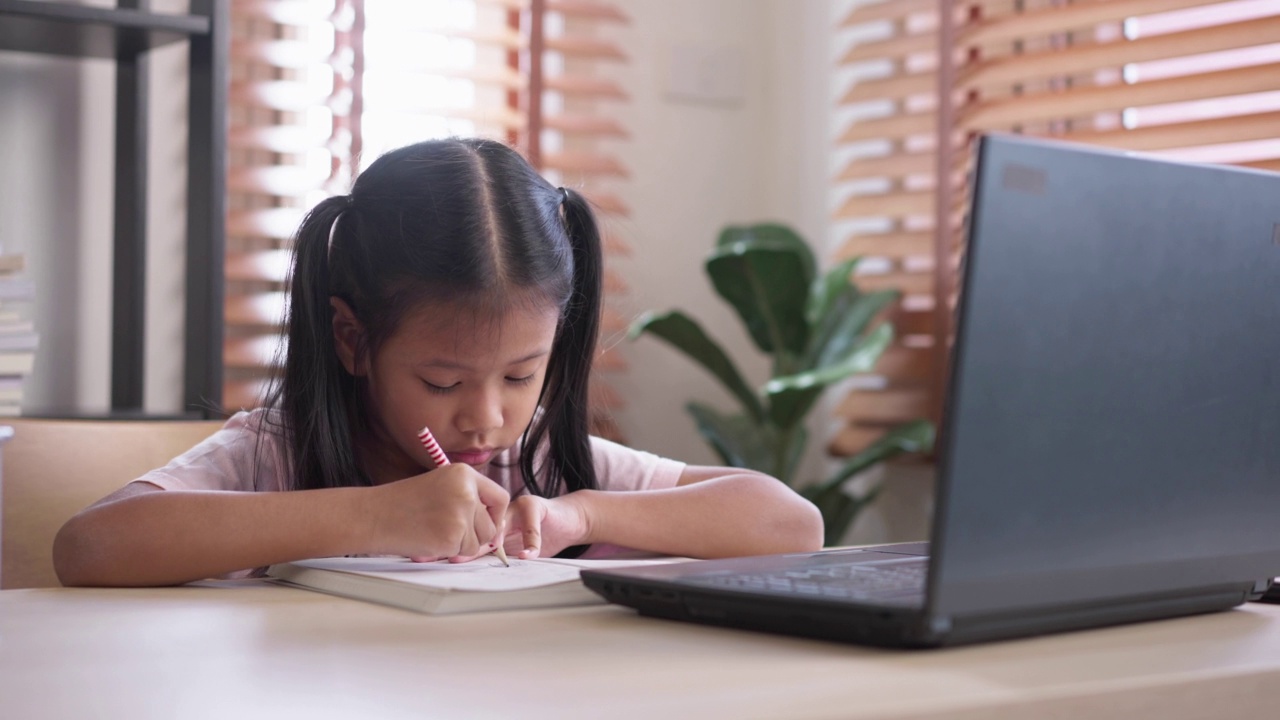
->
xmin=368 ymin=464 xmax=509 ymax=562
xmin=502 ymin=493 xmax=591 ymax=559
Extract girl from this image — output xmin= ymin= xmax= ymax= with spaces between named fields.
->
xmin=53 ymin=138 xmax=823 ymax=587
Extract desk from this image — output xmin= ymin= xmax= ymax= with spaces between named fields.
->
xmin=1 ymin=584 xmax=1277 ymax=719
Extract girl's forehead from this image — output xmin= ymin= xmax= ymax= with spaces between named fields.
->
xmin=393 ymin=299 xmax=560 ymax=359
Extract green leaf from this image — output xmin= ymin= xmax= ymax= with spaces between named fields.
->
xmin=809 ymin=419 xmax=935 ymax=497
xmin=685 ymin=403 xmax=775 ymax=475
xmin=805 ymin=256 xmax=861 ymax=329
xmin=802 ymin=483 xmax=885 ymax=546
xmin=763 ymin=323 xmax=894 ymax=428
xmin=706 ymin=236 xmax=814 ymax=358
xmin=629 ymin=311 xmax=766 ymax=422
xmin=810 ymin=289 xmax=900 ymax=370
xmin=716 ymin=224 xmax=817 ymax=281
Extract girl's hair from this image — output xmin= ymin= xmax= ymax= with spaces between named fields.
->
xmin=263 ymin=138 xmax=603 ymax=498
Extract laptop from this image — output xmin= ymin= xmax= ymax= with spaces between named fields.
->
xmin=582 ymin=134 xmax=1280 ymax=648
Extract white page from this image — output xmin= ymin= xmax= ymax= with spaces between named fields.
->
xmin=286 ymin=556 xmax=677 ymax=593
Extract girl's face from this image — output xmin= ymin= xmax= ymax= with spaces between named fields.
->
xmin=338 ymin=297 xmax=561 ymax=484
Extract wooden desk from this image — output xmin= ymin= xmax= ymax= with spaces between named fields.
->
xmin=1 ymin=584 xmax=1276 ymax=719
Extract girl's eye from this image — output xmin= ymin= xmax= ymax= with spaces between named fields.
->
xmin=506 ymin=374 xmax=536 ymax=386
xmin=423 ymin=380 xmax=458 ymax=394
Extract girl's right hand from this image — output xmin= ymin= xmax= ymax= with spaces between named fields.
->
xmin=367 ymin=464 xmax=510 ymax=562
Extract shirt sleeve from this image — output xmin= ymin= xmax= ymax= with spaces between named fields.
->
xmin=589 ymin=435 xmax=685 ymax=491
xmin=130 ymin=409 xmax=288 ymax=493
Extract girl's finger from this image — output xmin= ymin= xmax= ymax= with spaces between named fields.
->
xmin=516 ymin=501 xmax=542 ymax=559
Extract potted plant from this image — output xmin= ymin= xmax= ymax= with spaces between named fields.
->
xmin=629 ymin=223 xmax=935 ymax=545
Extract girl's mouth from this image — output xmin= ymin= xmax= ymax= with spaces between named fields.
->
xmin=448 ymin=448 xmax=495 ymax=466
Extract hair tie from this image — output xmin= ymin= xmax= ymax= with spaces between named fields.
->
xmin=559 ymin=187 xmax=570 ymax=205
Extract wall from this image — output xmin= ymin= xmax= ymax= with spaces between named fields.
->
xmin=0 ymin=0 xmax=188 ymax=416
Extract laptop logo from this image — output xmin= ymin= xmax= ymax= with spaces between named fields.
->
xmin=1001 ymin=163 xmax=1047 ymax=195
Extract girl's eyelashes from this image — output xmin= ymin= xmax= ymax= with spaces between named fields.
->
xmin=423 ymin=380 xmax=458 ymax=395
xmin=506 ymin=374 xmax=536 ymax=386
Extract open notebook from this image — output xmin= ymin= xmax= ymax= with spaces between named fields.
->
xmin=267 ymin=555 xmax=687 ymax=615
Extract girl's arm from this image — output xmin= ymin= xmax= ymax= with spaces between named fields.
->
xmin=508 ymin=466 xmax=824 ymax=559
xmin=54 ymin=464 xmax=509 ymax=587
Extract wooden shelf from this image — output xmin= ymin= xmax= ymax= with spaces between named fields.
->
xmin=0 ymin=0 xmax=208 ymax=59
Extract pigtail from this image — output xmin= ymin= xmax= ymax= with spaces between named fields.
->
xmin=266 ymin=194 xmax=369 ymax=491
xmin=521 ymin=187 xmax=603 ymax=499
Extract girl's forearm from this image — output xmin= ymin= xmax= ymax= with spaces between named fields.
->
xmin=53 ymin=487 xmax=378 ymax=587
xmin=572 ymin=475 xmax=824 ymax=558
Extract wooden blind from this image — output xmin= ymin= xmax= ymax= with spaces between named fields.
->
xmin=224 ymin=0 xmax=357 ymax=412
xmin=831 ymin=0 xmax=1280 ymax=456
xmin=223 ymin=0 xmax=632 ymax=440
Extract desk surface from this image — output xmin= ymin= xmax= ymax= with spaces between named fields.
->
xmin=1 ymin=584 xmax=1277 ymax=720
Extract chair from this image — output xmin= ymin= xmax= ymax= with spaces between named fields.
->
xmin=0 ymin=418 xmax=224 ymax=589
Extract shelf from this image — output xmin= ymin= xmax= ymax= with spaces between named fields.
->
xmin=17 ymin=408 xmax=212 ymax=422
xmin=0 ymin=0 xmax=208 ymax=60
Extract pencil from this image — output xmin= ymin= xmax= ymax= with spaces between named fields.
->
xmin=417 ymin=425 xmax=510 ymax=567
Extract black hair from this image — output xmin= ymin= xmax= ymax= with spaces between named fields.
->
xmin=262 ymin=138 xmax=603 ymax=498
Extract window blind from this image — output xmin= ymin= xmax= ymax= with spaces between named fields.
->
xmin=832 ymin=0 xmax=1280 ymax=456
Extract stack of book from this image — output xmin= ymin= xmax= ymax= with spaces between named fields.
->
xmin=0 ymin=254 xmax=37 ymax=416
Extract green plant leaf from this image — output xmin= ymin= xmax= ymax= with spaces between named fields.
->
xmin=628 ymin=310 xmax=765 ymax=422
xmin=802 ymin=483 xmax=884 ymax=546
xmin=685 ymin=402 xmax=776 ymax=475
xmin=763 ymin=323 xmax=894 ymax=428
xmin=805 ymin=256 xmax=861 ymax=329
xmin=809 ymin=419 xmax=935 ymax=497
xmin=716 ymin=224 xmax=817 ymax=281
xmin=810 ymin=289 xmax=900 ymax=370
xmin=706 ymin=235 xmax=814 ymax=359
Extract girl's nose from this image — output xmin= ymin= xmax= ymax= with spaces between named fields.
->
xmin=455 ymin=386 xmax=504 ymax=435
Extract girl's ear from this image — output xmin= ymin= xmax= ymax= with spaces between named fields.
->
xmin=330 ymin=297 xmax=366 ymax=376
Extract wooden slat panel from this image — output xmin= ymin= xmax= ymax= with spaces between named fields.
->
xmin=836 ymin=232 xmax=935 ymax=261
xmin=590 ymin=381 xmax=624 ymax=409
xmin=838 ymin=111 xmax=935 ymax=144
xmin=545 ymin=36 xmax=627 ymax=61
xmin=1063 ymin=110 xmax=1280 ymax=152
xmin=959 ymin=16 xmax=1280 ymax=90
xmin=840 ymin=0 xmax=938 ymax=27
xmin=542 ymin=114 xmax=628 ymax=137
xmin=595 ymin=347 xmax=628 ymax=372
xmin=827 ymin=425 xmax=892 ymax=456
xmin=232 ymin=0 xmax=334 ymax=25
xmin=841 ymin=71 xmax=936 ymax=105
xmin=226 ymin=250 xmax=292 ymax=284
xmin=960 ymin=0 xmax=1224 ymax=48
xmin=224 ymin=336 xmax=284 ymax=370
xmin=602 ymin=232 xmax=632 ymax=255
xmin=601 ymin=307 xmax=627 ymax=334
xmin=230 ymin=38 xmax=330 ymax=68
xmin=227 ymin=208 xmax=306 ymax=240
xmin=840 ymin=31 xmax=937 ymax=65
xmin=852 ymin=272 xmax=934 ymax=295
xmin=602 ymin=268 xmax=629 ymax=295
xmin=961 ymin=62 xmax=1280 ymax=131
xmin=871 ymin=346 xmax=933 ymax=384
xmin=834 ymin=388 xmax=931 ymax=423
xmin=222 ymin=378 xmax=270 ymax=412
xmin=585 ymin=192 xmax=631 ymax=216
xmin=369 ymin=104 xmax=525 ymax=130
xmin=1241 ymin=158 xmax=1280 ymax=172
xmin=228 ymin=125 xmax=331 ymax=154
xmin=230 ymin=80 xmax=335 ymax=113
xmin=544 ymin=74 xmax=628 ymax=99
xmin=836 ymin=152 xmax=935 ymax=182
xmin=226 ymin=293 xmax=287 ymax=330
xmin=835 ymin=190 xmax=934 ymax=220
xmin=888 ymin=307 xmax=934 ymax=337
xmin=542 ymin=151 xmax=629 ymax=176
xmin=548 ymin=0 xmax=630 ymax=22
xmin=227 ymin=166 xmax=328 ymax=196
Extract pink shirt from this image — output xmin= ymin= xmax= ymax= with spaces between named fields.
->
xmin=132 ymin=409 xmax=686 ymax=559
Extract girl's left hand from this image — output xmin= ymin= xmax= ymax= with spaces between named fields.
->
xmin=502 ymin=493 xmax=590 ymax=559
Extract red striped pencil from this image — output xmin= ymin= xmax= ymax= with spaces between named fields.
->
xmin=418 ymin=424 xmax=510 ymax=567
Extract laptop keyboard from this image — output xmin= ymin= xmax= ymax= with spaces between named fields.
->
xmin=682 ymin=558 xmax=927 ymax=604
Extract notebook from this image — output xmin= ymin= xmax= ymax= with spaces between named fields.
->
xmin=267 ymin=555 xmax=682 ymax=615
xmin=582 ymin=133 xmax=1280 ymax=647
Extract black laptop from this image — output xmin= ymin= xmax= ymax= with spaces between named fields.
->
xmin=582 ymin=134 xmax=1280 ymax=648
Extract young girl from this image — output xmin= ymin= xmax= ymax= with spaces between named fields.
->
xmin=53 ymin=138 xmax=823 ymax=587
